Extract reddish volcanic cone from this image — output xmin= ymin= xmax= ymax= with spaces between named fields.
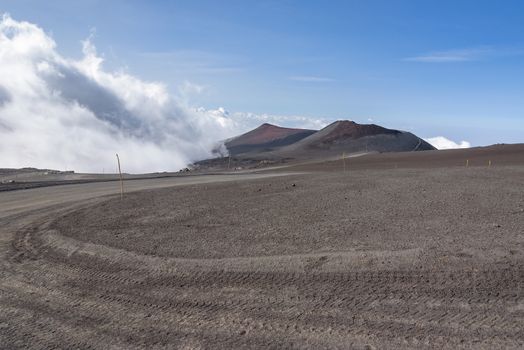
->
xmin=284 ymin=120 xmax=435 ymax=153
xmin=225 ymin=123 xmax=316 ymax=155
xmin=313 ymin=120 xmax=400 ymax=144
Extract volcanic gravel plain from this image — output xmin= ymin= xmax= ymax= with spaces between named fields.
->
xmin=1 ymin=152 xmax=524 ymax=349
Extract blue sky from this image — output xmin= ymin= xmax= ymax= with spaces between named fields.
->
xmin=1 ymin=0 xmax=523 ymax=146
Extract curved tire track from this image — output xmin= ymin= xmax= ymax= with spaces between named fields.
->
xmin=2 ymin=218 xmax=523 ymax=349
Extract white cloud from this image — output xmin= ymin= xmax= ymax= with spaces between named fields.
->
xmin=0 ymin=15 xmax=326 ymax=173
xmin=424 ymin=136 xmax=471 ymax=150
xmin=405 ymin=46 xmax=524 ymax=63
xmin=139 ymin=49 xmax=245 ymax=74
xmin=289 ymin=76 xmax=334 ymax=82
xmin=229 ymin=111 xmax=329 ymax=131
xmin=404 ymin=47 xmax=492 ymax=63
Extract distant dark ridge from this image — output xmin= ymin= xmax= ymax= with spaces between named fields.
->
xmin=0 ymin=168 xmax=65 ymax=175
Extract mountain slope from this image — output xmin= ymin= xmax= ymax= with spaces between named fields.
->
xmin=283 ymin=120 xmax=435 ymax=154
xmin=200 ymin=120 xmax=436 ymax=170
xmin=224 ymin=123 xmax=316 ymax=155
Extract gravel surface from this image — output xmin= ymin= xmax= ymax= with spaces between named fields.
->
xmin=1 ymin=165 xmax=523 ymax=349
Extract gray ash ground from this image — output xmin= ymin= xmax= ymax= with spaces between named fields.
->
xmin=1 ymin=165 xmax=524 ymax=349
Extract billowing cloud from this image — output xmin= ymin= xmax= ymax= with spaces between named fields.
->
xmin=0 ymin=15 xmax=326 ymax=173
xmin=0 ymin=85 xmax=10 ymax=106
xmin=424 ymin=136 xmax=471 ymax=150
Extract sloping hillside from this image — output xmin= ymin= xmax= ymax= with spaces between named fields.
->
xmin=224 ymin=123 xmax=316 ymax=155
xmin=281 ymin=120 xmax=435 ymax=155
xmin=199 ymin=120 xmax=436 ymax=170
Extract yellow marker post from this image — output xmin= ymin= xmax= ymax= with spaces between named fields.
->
xmin=466 ymin=159 xmax=469 ymax=167
xmin=116 ymin=153 xmax=124 ymax=200
xmin=488 ymin=160 xmax=492 ymax=167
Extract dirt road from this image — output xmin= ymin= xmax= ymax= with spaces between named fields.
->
xmin=1 ymin=165 xmax=523 ymax=349
xmin=0 ymin=172 xmax=296 ymax=219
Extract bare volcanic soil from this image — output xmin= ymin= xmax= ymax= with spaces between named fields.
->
xmin=2 ymin=166 xmax=524 ymax=349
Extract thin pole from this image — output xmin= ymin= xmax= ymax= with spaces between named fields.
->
xmin=116 ymin=153 xmax=124 ymax=200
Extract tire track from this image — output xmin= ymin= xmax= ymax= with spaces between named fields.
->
xmin=5 ymin=223 xmax=524 ymax=349
xmin=3 ymin=168 xmax=524 ymax=349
